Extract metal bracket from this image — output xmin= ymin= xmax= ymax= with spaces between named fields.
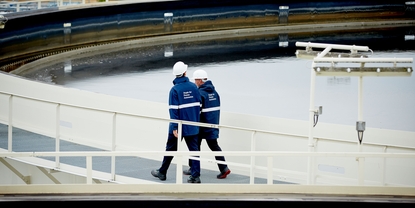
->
xmin=0 ymin=158 xmax=31 ymax=184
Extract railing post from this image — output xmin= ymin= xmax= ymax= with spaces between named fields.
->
xmin=55 ymin=104 xmax=60 ymax=168
xmin=176 ymin=155 xmax=183 ymax=184
xmin=111 ymin=113 xmax=116 ymax=181
xmin=267 ymin=156 xmax=273 ymax=185
xmin=8 ymin=95 xmax=13 ymax=152
xmin=86 ymin=156 xmax=92 ymax=184
xmin=307 ymin=62 xmax=317 ymax=185
xmin=381 ymin=146 xmax=387 ymax=186
xmin=176 ymin=121 xmax=183 ymax=184
xmin=177 ymin=121 xmax=182 ymax=149
xmin=357 ymin=156 xmax=365 ymax=186
xmin=249 ymin=131 xmax=256 ymax=184
xmin=164 ymin=12 xmax=173 ymax=32
xmin=357 ymin=75 xmax=365 ymax=186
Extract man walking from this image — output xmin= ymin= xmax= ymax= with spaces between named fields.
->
xmin=184 ymin=69 xmax=231 ymax=179
xmin=151 ymin=61 xmax=202 ymax=183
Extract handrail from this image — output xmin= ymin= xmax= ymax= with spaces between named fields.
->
xmin=2 ymin=150 xmax=414 ymax=185
xmin=3 ymin=150 xmax=414 ymax=159
xmin=0 ymin=0 xmax=90 ymax=13
xmin=1 ymin=71 xmax=415 ymax=186
xmin=0 ymin=90 xmax=306 ymax=140
xmin=1 ymin=90 xmax=414 ymax=151
xmin=313 ymin=57 xmax=413 ymax=63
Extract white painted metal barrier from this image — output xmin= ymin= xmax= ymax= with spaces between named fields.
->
xmin=0 ymin=0 xmax=164 ymax=13
xmin=0 ymin=0 xmax=84 ymax=13
xmin=1 ymin=151 xmax=414 ymax=185
xmin=1 ymin=70 xmax=415 ymax=187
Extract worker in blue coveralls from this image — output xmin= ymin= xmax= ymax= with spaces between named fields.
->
xmin=183 ymin=69 xmax=231 ymax=179
xmin=151 ymin=61 xmax=202 ymax=183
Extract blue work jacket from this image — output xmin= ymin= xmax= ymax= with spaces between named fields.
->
xmin=198 ymin=80 xmax=220 ymax=139
xmin=168 ymin=76 xmax=201 ymax=136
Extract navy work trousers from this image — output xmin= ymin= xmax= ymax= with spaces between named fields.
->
xmin=159 ymin=133 xmax=200 ymax=178
xmin=188 ymin=138 xmax=228 ymax=173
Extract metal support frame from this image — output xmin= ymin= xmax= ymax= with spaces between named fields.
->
xmin=111 ymin=113 xmax=117 ymax=181
xmin=37 ymin=167 xmax=61 ymax=184
xmin=0 ymin=158 xmax=31 ymax=184
xmin=55 ymin=104 xmax=61 ymax=169
xmin=8 ymin=95 xmax=13 ymax=152
xmin=250 ymin=131 xmax=256 ymax=184
xmin=296 ymin=41 xmax=413 ymax=185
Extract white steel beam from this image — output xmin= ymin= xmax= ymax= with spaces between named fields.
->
xmin=296 ymin=42 xmax=370 ymax=52
xmin=313 ymin=57 xmax=413 ymax=63
xmin=0 ymin=158 xmax=30 ymax=184
xmin=37 ymin=167 xmax=61 ymax=184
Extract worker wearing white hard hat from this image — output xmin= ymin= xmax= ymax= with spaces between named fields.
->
xmin=152 ymin=61 xmax=202 ymax=183
xmin=172 ymin=61 xmax=188 ymax=76
xmin=185 ymin=69 xmax=231 ymax=179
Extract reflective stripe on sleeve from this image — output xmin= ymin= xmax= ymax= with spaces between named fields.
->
xmin=179 ymin=102 xmax=201 ymax=109
xmin=169 ymin=105 xmax=179 ymax=109
xmin=170 ymin=102 xmax=201 ymax=110
xmin=201 ymin=106 xmax=220 ymax=112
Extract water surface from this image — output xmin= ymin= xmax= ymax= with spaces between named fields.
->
xmin=22 ymin=28 xmax=415 ymax=132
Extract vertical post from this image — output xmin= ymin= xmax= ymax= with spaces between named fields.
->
xmin=249 ymin=131 xmax=256 ymax=184
xmin=278 ymin=6 xmax=289 ymax=24
xmin=177 ymin=121 xmax=182 ymax=150
xmin=86 ymin=156 xmax=92 ymax=184
xmin=63 ymin=23 xmax=72 ymax=45
xmin=307 ymin=46 xmax=331 ymax=184
xmin=357 ymin=75 xmax=365 ymax=185
xmin=358 ymin=76 xmax=364 ymax=127
xmin=176 ymin=121 xmax=183 ymax=184
xmin=267 ymin=156 xmax=273 ymax=185
xmin=55 ymin=104 xmax=60 ymax=168
xmin=8 ymin=95 xmax=13 ymax=152
xmin=307 ymin=63 xmax=317 ymax=185
xmin=164 ymin=13 xmax=173 ymax=32
xmin=111 ymin=113 xmax=116 ymax=181
xmin=381 ymin=146 xmax=387 ymax=186
xmin=176 ymin=155 xmax=183 ymax=184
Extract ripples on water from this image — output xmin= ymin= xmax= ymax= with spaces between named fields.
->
xmin=22 ymin=28 xmax=415 ymax=132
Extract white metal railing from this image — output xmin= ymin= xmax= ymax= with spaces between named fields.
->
xmin=1 ymin=150 xmax=414 ymax=185
xmin=0 ymin=90 xmax=311 ymax=184
xmin=1 ymin=37 xmax=415 ymax=186
xmin=1 ymin=79 xmax=415 ymax=186
xmin=0 ymin=0 xmax=108 ymax=13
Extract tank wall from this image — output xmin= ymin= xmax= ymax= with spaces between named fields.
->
xmin=0 ymin=0 xmax=411 ymax=67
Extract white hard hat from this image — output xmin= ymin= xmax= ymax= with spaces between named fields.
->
xmin=192 ymin=69 xmax=208 ymax=80
xmin=172 ymin=61 xmax=188 ymax=76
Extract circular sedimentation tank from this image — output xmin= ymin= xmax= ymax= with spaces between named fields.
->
xmin=0 ymin=0 xmax=414 ymax=72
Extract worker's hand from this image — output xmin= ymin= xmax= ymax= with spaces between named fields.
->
xmin=173 ymin=130 xmax=178 ymax=138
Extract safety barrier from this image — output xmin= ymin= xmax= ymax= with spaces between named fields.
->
xmin=1 ymin=70 xmax=415 ymax=187
xmin=0 ymin=0 xmax=89 ymax=13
